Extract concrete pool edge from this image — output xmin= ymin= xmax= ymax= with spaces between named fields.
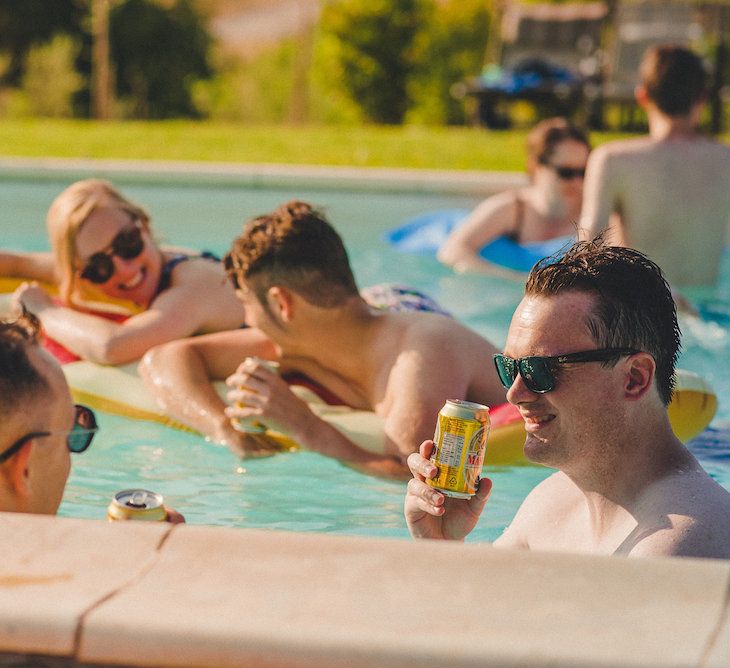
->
xmin=0 ymin=156 xmax=526 ymax=196
xmin=1 ymin=512 xmax=730 ymax=667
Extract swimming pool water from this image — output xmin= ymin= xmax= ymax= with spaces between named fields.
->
xmin=1 ymin=173 xmax=729 ymax=542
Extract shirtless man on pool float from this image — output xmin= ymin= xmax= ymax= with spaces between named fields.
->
xmin=405 ymin=240 xmax=730 ymax=559
xmin=140 ymin=200 xmax=507 ymax=477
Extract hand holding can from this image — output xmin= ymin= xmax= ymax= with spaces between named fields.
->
xmin=228 ymin=356 xmax=280 ymax=434
xmin=426 ymin=400 xmax=490 ymax=498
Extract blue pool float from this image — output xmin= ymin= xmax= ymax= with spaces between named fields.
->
xmin=385 ymin=208 xmax=573 ymax=273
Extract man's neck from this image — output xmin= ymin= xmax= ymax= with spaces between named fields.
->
xmin=566 ymin=415 xmax=693 ymax=525
xmin=277 ymin=296 xmax=381 ymax=384
xmin=648 ymin=109 xmax=700 ymax=141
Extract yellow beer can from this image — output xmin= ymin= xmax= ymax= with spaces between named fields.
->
xmin=107 ymin=489 xmax=167 ymax=521
xmin=427 ymin=399 xmax=490 ymax=498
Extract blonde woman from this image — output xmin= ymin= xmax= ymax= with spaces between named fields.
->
xmin=1 ymin=179 xmax=245 ymax=365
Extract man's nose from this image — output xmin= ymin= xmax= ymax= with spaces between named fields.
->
xmin=506 ymin=372 xmax=537 ymax=405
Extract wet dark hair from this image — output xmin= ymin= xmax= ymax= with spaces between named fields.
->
xmin=224 ymin=200 xmax=359 ymax=308
xmin=0 ymin=312 xmax=49 ymax=416
xmin=526 ymin=117 xmax=591 ymax=170
xmin=641 ymin=44 xmax=707 ymax=116
xmin=525 ymin=239 xmax=680 ymax=405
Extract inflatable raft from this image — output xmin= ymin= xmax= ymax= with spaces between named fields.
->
xmin=64 ymin=361 xmax=719 ymax=467
xmin=385 ymin=208 xmax=573 ymax=273
xmin=1 ymin=280 xmax=718 ymax=467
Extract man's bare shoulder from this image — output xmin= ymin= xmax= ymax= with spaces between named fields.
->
xmin=594 ymin=135 xmax=730 ymax=164
xmin=507 ymin=471 xmax=579 ymax=526
xmin=496 ymin=471 xmax=580 ymax=549
xmin=629 ymin=469 xmax=730 ymax=559
xmin=387 ymin=310 xmax=497 ymax=353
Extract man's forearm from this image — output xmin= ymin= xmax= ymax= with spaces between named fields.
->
xmin=139 ymin=344 xmax=234 ymax=444
xmin=294 ymin=411 xmax=408 ymax=480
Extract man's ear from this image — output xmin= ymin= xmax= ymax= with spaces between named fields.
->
xmin=0 ymin=441 xmax=33 ymax=500
xmin=624 ymin=353 xmax=655 ymax=400
xmin=635 ymin=85 xmax=650 ymax=110
xmin=267 ymin=286 xmax=295 ymax=323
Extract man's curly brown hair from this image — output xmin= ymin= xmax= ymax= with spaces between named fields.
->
xmin=224 ymin=200 xmax=359 ymax=308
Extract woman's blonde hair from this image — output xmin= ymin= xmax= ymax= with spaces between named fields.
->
xmin=46 ymin=179 xmax=151 ymax=306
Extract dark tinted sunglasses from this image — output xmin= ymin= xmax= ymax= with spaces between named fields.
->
xmin=79 ymin=221 xmax=145 ymax=284
xmin=0 ymin=404 xmax=98 ymax=464
xmin=551 ymin=165 xmax=586 ymax=180
xmin=493 ymin=348 xmax=639 ymax=394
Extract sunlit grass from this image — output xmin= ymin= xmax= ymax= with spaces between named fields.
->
xmin=0 ymin=119 xmax=652 ymax=171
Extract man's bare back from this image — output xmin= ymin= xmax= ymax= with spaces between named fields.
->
xmin=581 ymin=135 xmax=730 ymax=287
xmin=281 ymin=309 xmax=505 ymax=460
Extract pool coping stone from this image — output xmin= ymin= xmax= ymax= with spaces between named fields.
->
xmin=1 ymin=513 xmax=730 ymax=667
xmin=0 ymin=157 xmax=527 ymax=196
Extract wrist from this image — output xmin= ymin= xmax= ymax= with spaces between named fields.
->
xmin=290 ymin=407 xmax=318 ymax=447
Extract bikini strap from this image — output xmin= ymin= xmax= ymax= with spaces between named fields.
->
xmin=156 ymin=250 xmax=222 ymax=296
xmin=507 ymin=191 xmax=525 ymax=243
xmin=156 ymin=253 xmax=189 ymax=295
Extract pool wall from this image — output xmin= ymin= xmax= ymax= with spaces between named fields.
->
xmin=1 ymin=511 xmax=730 ymax=667
xmin=0 ymin=156 xmax=526 ymax=195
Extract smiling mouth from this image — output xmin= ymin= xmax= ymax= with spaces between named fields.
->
xmin=119 ymin=267 xmax=145 ymax=291
xmin=521 ymin=412 xmax=555 ymax=430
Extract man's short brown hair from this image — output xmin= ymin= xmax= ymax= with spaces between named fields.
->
xmin=0 ymin=312 xmax=49 ymax=417
xmin=224 ymin=200 xmax=359 ymax=307
xmin=525 ymin=240 xmax=680 ymax=405
xmin=641 ymin=44 xmax=707 ymax=117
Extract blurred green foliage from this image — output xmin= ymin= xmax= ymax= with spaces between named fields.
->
xmin=408 ymin=0 xmax=492 ymax=125
xmin=0 ymin=0 xmax=213 ymax=119
xmin=317 ymin=0 xmax=432 ymax=124
xmin=110 ymin=0 xmax=212 ymax=118
xmin=21 ymin=34 xmax=84 ymax=117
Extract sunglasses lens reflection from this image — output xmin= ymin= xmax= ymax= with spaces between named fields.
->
xmin=67 ymin=405 xmax=98 ymax=453
xmin=80 ymin=225 xmax=144 ymax=284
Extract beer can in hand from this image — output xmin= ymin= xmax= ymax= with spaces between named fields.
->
xmin=107 ymin=489 xmax=167 ymax=521
xmin=231 ymin=357 xmax=280 ymax=434
xmin=427 ymin=400 xmax=490 ymax=498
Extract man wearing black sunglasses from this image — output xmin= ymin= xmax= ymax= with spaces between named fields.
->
xmin=0 ymin=312 xmax=93 ymax=515
xmin=406 ymin=241 xmax=730 ymax=559
xmin=0 ymin=312 xmax=184 ymax=521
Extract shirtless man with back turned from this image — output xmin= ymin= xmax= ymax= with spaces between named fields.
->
xmin=140 ymin=201 xmax=506 ymax=477
xmin=406 ymin=240 xmax=730 ymax=558
xmin=579 ymin=45 xmax=730 ymax=289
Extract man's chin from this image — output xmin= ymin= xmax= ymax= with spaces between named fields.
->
xmin=523 ymin=435 xmax=559 ymax=467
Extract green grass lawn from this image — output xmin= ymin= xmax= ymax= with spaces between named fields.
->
xmin=0 ymin=119 xmax=652 ymax=171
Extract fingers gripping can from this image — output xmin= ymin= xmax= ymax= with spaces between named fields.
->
xmin=231 ymin=357 xmax=280 ymax=434
xmin=107 ymin=489 xmax=166 ymax=521
xmin=427 ymin=400 xmax=490 ymax=499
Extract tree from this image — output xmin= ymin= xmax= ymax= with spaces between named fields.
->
xmin=109 ymin=0 xmax=213 ymax=118
xmin=409 ymin=0 xmax=491 ymax=125
xmin=22 ymin=34 xmax=84 ymax=117
xmin=320 ymin=0 xmax=431 ymax=124
xmin=0 ymin=0 xmax=85 ymax=88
